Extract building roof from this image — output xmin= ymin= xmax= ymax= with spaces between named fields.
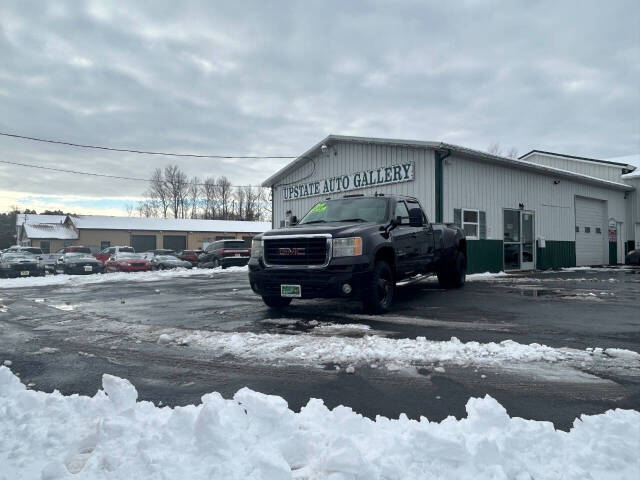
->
xmin=610 ymin=154 xmax=640 ymax=179
xmin=67 ymin=215 xmax=271 ymax=233
xmin=23 ymin=222 xmax=78 ymax=240
xmin=519 ymin=150 xmax=636 ymax=170
xmin=262 ymin=135 xmax=635 ymax=192
xmin=16 ymin=214 xmax=67 ymax=226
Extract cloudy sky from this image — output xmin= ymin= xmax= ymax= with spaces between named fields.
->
xmin=1 ymin=0 xmax=638 ymax=215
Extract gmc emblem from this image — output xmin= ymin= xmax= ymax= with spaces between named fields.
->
xmin=279 ymin=247 xmax=305 ymax=256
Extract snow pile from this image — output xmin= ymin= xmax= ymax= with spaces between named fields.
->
xmin=465 ymin=271 xmax=510 ymax=281
xmin=0 ymin=266 xmax=248 ymax=289
xmin=0 ymin=367 xmax=638 ymax=480
xmin=165 ymin=330 xmax=640 ymax=374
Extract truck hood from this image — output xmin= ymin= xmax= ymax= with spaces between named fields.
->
xmin=260 ymin=221 xmax=381 ymax=238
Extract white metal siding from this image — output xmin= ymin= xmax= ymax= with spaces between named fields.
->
xmin=272 ymin=142 xmax=436 ymax=227
xmin=524 ymin=153 xmax=626 ymax=183
xmin=575 ymin=197 xmax=606 ymax=266
xmin=442 ymin=154 xmax=627 ymax=247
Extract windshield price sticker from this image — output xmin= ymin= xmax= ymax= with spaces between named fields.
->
xmin=282 ymin=162 xmax=414 ymax=201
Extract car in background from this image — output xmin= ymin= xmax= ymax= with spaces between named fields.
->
xmin=626 ymin=249 xmax=640 ymax=265
xmin=150 ymin=255 xmax=192 ymax=270
xmin=140 ymin=249 xmax=176 ymax=260
xmin=94 ymin=246 xmax=135 ymax=263
xmin=177 ymin=249 xmax=204 ymax=266
xmin=42 ymin=245 xmax=94 ymax=272
xmin=198 ymin=239 xmax=251 ymax=269
xmin=104 ymin=252 xmax=152 ymax=273
xmin=54 ymin=252 xmax=104 ymax=275
xmin=0 ymin=253 xmax=45 ymax=278
xmin=3 ymin=245 xmax=44 ymax=256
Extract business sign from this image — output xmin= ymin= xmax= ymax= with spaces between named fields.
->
xmin=282 ymin=162 xmax=414 ymax=201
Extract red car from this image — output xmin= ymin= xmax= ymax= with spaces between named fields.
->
xmin=94 ymin=246 xmax=135 ymax=264
xmin=104 ymin=252 xmax=152 ymax=272
xmin=177 ymin=249 xmax=204 ymax=266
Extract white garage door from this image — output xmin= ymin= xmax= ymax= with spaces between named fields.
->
xmin=575 ymin=196 xmax=606 ymax=266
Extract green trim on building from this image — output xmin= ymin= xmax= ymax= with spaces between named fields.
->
xmin=434 ymin=151 xmax=443 ymax=222
xmin=609 ymin=242 xmax=617 ymax=265
xmin=466 ymin=240 xmax=503 ymax=274
xmin=536 ymin=241 xmax=576 ymax=270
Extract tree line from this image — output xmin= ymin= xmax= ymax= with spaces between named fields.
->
xmin=131 ymin=165 xmax=271 ymax=221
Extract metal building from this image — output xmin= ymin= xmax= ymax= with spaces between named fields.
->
xmin=263 ymin=135 xmax=638 ymax=273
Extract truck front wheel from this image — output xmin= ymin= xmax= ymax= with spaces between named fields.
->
xmin=438 ymin=250 xmax=466 ymax=288
xmin=261 ymin=296 xmax=292 ymax=309
xmin=362 ymin=260 xmax=394 ymax=314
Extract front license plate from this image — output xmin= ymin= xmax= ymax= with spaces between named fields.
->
xmin=235 ymin=253 xmax=241 ymax=257
xmin=20 ymin=270 xmax=30 ymax=276
xmin=84 ymin=265 xmax=93 ymax=272
xmin=281 ymin=284 xmax=301 ymax=298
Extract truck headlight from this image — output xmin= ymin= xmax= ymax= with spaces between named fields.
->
xmin=332 ymin=237 xmax=363 ymax=257
xmin=251 ymin=239 xmax=263 ymax=258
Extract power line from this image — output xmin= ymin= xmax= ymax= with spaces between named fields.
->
xmin=0 ymin=159 xmax=263 ymax=188
xmin=0 ymin=131 xmax=297 ymax=159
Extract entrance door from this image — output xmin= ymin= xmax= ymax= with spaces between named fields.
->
xmin=503 ymin=210 xmax=535 ymax=270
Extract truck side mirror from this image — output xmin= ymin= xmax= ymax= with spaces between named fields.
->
xmin=408 ymin=208 xmax=424 ymax=227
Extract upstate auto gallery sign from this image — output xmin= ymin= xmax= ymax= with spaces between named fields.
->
xmin=282 ymin=162 xmax=414 ymax=201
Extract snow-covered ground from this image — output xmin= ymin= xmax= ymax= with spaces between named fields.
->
xmin=0 ymin=367 xmax=638 ymax=480
xmin=154 ymin=327 xmax=640 ymax=376
xmin=0 ymin=266 xmax=248 ymax=289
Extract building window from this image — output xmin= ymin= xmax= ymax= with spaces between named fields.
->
xmin=584 ymin=227 xmax=591 ymax=233
xmin=40 ymin=240 xmax=50 ymax=253
xmin=595 ymin=227 xmax=601 ymax=234
xmin=101 ymin=241 xmax=111 ymax=250
xmin=462 ymin=209 xmax=479 ymax=239
xmin=575 ymin=226 xmax=580 ymax=233
xmin=64 ymin=240 xmax=73 ymax=247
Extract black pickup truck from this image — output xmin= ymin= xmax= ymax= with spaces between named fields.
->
xmin=248 ymin=195 xmax=466 ymax=313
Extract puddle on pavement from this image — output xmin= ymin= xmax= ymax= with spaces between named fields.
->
xmin=509 ymin=286 xmax=614 ymax=300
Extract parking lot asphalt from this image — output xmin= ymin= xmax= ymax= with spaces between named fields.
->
xmin=1 ymin=267 xmax=639 ymax=430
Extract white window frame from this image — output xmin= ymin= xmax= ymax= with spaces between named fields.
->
xmin=462 ymin=208 xmax=480 ymax=240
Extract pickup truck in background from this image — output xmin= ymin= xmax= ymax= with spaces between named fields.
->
xmin=248 ymin=194 xmax=466 ymax=313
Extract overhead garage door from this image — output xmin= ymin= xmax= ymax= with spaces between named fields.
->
xmin=163 ymin=235 xmax=186 ymax=251
xmin=575 ymin=196 xmax=606 ymax=266
xmin=131 ymin=235 xmax=156 ymax=252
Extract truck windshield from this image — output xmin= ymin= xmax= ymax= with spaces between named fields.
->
xmin=299 ymin=198 xmax=388 ymax=224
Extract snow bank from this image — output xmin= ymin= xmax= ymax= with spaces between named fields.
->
xmin=168 ymin=329 xmax=640 ymax=373
xmin=0 ymin=266 xmax=248 ymax=289
xmin=0 ymin=367 xmax=637 ymax=480
xmin=465 ymin=271 xmax=510 ymax=281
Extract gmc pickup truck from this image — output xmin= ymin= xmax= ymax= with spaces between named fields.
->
xmin=248 ymin=195 xmax=466 ymax=313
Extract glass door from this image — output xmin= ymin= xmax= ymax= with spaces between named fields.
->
xmin=521 ymin=212 xmax=534 ymax=270
xmin=503 ymin=210 xmax=535 ymax=270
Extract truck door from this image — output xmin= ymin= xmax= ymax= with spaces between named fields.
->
xmin=406 ymin=200 xmax=435 ymax=269
xmin=391 ymin=201 xmax=419 ymax=276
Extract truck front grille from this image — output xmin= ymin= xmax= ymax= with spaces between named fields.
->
xmin=264 ymin=237 xmax=329 ymax=266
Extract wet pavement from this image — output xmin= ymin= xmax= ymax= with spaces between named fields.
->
xmin=1 ymin=267 xmax=639 ymax=430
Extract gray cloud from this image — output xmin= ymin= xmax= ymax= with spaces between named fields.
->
xmin=0 ymin=0 xmax=638 ymax=212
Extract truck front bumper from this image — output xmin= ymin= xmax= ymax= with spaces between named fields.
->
xmin=248 ymin=260 xmax=372 ymax=299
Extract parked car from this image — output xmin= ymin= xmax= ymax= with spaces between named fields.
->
xmin=248 ymin=195 xmax=466 ymax=313
xmin=104 ymin=252 xmax=152 ymax=272
xmin=42 ymin=245 xmax=93 ymax=272
xmin=626 ymin=249 xmax=640 ymax=265
xmin=150 ymin=255 xmax=192 ymax=270
xmin=54 ymin=252 xmax=104 ymax=275
xmin=3 ymin=245 xmax=44 ymax=256
xmin=140 ymin=249 xmax=176 ymax=260
xmin=198 ymin=240 xmax=251 ymax=269
xmin=177 ymin=249 xmax=204 ymax=266
xmin=0 ymin=253 xmax=45 ymax=278
xmin=94 ymin=246 xmax=135 ymax=263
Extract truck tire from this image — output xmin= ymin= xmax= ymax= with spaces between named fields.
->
xmin=362 ymin=260 xmax=394 ymax=314
xmin=262 ymin=296 xmax=292 ymax=309
xmin=437 ymin=250 xmax=466 ymax=288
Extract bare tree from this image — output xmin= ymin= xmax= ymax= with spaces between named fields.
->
xmin=216 ymin=176 xmax=233 ymax=220
xmin=487 ymin=142 xmax=502 ymax=156
xmin=148 ymin=168 xmax=170 ymax=217
xmin=506 ymin=147 xmax=519 ymax=159
xmin=202 ymin=177 xmax=217 ymax=219
xmin=164 ymin=165 xmax=189 ymax=218
xmin=136 ymin=199 xmax=157 ymax=218
xmin=188 ymin=177 xmax=201 ymax=219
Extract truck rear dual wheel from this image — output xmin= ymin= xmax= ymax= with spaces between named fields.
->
xmin=262 ymin=296 xmax=293 ymax=309
xmin=362 ymin=260 xmax=394 ymax=314
xmin=437 ymin=250 xmax=466 ymax=288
